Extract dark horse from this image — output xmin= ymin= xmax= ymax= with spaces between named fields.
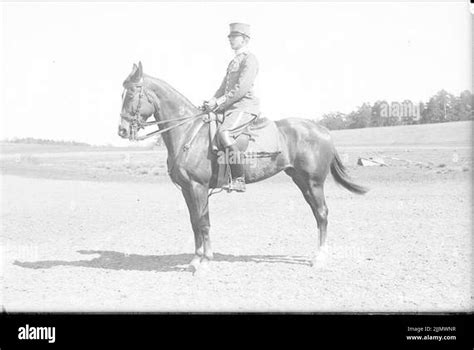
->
xmin=118 ymin=62 xmax=367 ymax=272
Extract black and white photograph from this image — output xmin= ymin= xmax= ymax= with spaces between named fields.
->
xmin=0 ymin=0 xmax=472 ymax=345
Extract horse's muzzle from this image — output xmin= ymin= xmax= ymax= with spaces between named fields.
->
xmin=118 ymin=126 xmax=128 ymax=138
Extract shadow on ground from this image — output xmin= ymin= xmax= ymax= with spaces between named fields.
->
xmin=14 ymin=250 xmax=311 ymax=272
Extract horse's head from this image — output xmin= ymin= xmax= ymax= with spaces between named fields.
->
xmin=118 ymin=62 xmax=158 ymax=140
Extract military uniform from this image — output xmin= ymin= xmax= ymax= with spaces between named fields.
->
xmin=215 ymin=49 xmax=259 ymax=113
xmin=210 ymin=23 xmax=259 ymax=192
xmin=213 ymin=25 xmax=260 ymax=148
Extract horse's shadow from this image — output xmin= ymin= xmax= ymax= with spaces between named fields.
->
xmin=13 ymin=250 xmax=311 ymax=272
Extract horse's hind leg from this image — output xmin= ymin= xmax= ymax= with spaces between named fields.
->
xmin=286 ymin=169 xmax=329 ymax=266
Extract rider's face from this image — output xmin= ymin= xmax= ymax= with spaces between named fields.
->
xmin=228 ymin=34 xmax=247 ymax=51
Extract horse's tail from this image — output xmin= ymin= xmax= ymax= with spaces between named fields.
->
xmin=330 ymin=150 xmax=369 ymax=195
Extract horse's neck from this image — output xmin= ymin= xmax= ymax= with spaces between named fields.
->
xmin=145 ymin=77 xmax=200 ymax=158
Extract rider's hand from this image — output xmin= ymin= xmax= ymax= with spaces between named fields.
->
xmin=204 ymin=97 xmax=217 ymax=110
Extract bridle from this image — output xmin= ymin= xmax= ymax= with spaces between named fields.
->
xmin=120 ymin=80 xmax=222 ymax=187
xmin=120 ymin=81 xmax=208 ymax=142
xmin=120 ymin=82 xmax=157 ymax=140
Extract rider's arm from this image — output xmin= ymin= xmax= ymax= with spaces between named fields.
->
xmin=213 ymin=76 xmax=227 ymax=100
xmin=205 ymin=76 xmax=226 ymax=110
xmin=217 ymin=54 xmax=258 ymax=111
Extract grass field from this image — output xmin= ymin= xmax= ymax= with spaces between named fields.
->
xmin=0 ymin=121 xmax=471 ymax=183
xmin=331 ymin=120 xmax=472 ymax=147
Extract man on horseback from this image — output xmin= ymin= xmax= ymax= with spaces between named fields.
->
xmin=204 ymin=22 xmax=260 ymax=193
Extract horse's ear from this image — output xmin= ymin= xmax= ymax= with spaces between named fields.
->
xmin=123 ymin=63 xmax=139 ymax=86
xmin=138 ymin=61 xmax=143 ymax=79
xmin=127 ymin=62 xmax=142 ymax=83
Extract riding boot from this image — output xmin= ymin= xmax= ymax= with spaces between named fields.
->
xmin=227 ymin=144 xmax=246 ymax=192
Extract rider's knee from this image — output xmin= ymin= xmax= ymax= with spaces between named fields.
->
xmin=218 ymin=130 xmax=235 ymax=148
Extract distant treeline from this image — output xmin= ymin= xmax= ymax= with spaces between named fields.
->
xmin=319 ymin=90 xmax=473 ymax=130
xmin=3 ymin=137 xmax=91 ymax=146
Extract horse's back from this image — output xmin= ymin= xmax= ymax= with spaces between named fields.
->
xmin=275 ymin=117 xmax=333 ymax=145
xmin=249 ymin=116 xmax=273 ymax=130
xmin=273 ymin=117 xmax=335 ymax=181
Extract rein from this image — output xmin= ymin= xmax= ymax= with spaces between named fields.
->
xmin=121 ymin=80 xmax=219 ymax=190
xmin=121 ymin=82 xmax=209 ymax=141
xmin=134 ymin=112 xmax=207 ymax=141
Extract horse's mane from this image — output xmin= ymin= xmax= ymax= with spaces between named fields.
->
xmin=143 ymin=74 xmax=198 ymax=111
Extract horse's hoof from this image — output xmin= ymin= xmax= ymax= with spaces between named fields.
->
xmin=310 ymin=256 xmax=328 ymax=269
xmin=193 ymin=258 xmax=212 ymax=277
xmin=187 ymin=256 xmax=201 ymax=273
xmin=203 ymin=252 xmax=214 ymax=261
xmin=187 ymin=265 xmax=198 ymax=274
xmin=310 ymin=247 xmax=329 ymax=268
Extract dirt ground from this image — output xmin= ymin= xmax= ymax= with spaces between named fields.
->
xmin=0 ymin=140 xmax=471 ymax=312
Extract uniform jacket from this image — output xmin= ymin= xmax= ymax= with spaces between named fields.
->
xmin=214 ymin=50 xmax=260 ymax=115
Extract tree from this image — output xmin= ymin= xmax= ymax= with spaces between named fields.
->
xmin=370 ymin=100 xmax=388 ymax=127
xmin=422 ymin=90 xmax=455 ymax=123
xmin=451 ymin=90 xmax=472 ymax=121
xmin=346 ymin=103 xmax=372 ymax=129
xmin=319 ymin=112 xmax=347 ymax=130
xmin=317 ymin=89 xmax=471 ymax=129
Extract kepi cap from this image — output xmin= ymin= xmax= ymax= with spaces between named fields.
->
xmin=228 ymin=23 xmax=251 ymax=38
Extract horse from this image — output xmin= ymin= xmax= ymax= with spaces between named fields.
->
xmin=118 ymin=62 xmax=368 ymax=272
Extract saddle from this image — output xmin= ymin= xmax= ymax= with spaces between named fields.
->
xmin=207 ymin=113 xmax=282 ymax=189
xmin=209 ymin=114 xmax=273 ymax=152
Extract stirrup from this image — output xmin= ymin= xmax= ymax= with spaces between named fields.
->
xmin=227 ymin=177 xmax=245 ymax=192
xmin=223 ymin=177 xmax=246 ymax=193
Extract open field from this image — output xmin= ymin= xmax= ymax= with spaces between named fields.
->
xmin=1 ymin=121 xmax=472 ymax=311
xmin=0 ymin=121 xmax=471 ymax=183
xmin=331 ymin=120 xmax=472 ymax=147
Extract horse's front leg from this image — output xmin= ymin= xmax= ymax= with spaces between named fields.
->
xmin=182 ymin=182 xmax=212 ymax=271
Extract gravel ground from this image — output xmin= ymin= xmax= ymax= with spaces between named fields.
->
xmin=1 ymin=162 xmax=471 ymax=312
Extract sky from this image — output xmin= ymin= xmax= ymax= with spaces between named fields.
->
xmin=0 ymin=1 xmax=471 ymax=146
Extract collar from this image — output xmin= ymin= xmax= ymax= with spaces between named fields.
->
xmin=234 ymin=46 xmax=249 ymax=56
